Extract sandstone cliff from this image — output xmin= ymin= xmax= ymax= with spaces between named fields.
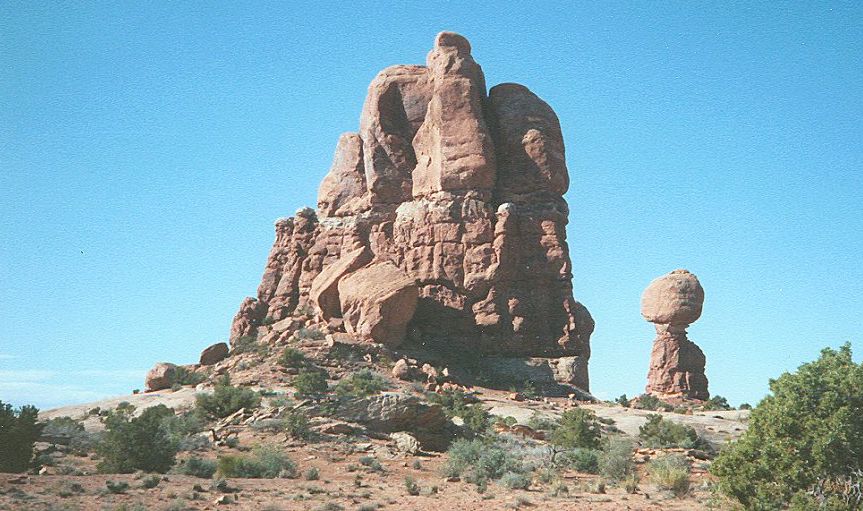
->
xmin=230 ymin=32 xmax=594 ymax=389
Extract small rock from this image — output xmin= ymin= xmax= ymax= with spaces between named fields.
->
xmin=390 ymin=431 xmax=421 ymax=454
xmin=392 ymin=359 xmax=413 ymax=380
xmin=509 ymin=392 xmax=525 ymax=401
xmin=214 ymin=494 xmax=233 ymax=505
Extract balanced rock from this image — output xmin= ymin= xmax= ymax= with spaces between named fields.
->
xmin=199 ymin=342 xmax=229 ymax=366
xmin=145 ymin=362 xmax=177 ymax=392
xmin=641 ymin=269 xmax=709 ymax=400
xmin=338 ymin=262 xmax=419 ymax=347
xmin=227 ymin=32 xmax=593 ymax=387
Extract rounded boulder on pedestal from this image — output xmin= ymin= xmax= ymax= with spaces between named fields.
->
xmin=640 ymin=269 xmax=704 ymax=326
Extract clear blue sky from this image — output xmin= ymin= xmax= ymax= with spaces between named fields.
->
xmin=2 ymin=2 xmax=861 ymax=409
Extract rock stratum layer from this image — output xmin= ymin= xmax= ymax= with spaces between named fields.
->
xmin=230 ymin=32 xmax=594 ymax=388
xmin=641 ymin=269 xmax=709 ymax=400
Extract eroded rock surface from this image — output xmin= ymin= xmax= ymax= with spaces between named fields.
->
xmin=145 ymin=363 xmax=177 ymax=392
xmin=228 ymin=32 xmax=593 ymax=387
xmin=641 ymin=269 xmax=709 ymax=400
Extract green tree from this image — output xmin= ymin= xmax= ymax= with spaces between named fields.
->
xmin=550 ymin=409 xmax=601 ymax=450
xmin=711 ymin=344 xmax=863 ymax=510
xmin=195 ymin=375 xmax=261 ymax=419
xmin=0 ymin=401 xmax=42 ymax=472
xmin=97 ymin=404 xmax=178 ymax=473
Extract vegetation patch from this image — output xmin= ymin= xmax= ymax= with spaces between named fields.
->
xmin=195 ymin=376 xmax=261 ymax=419
xmin=97 ymin=404 xmax=178 ymax=473
xmin=0 ymin=401 xmax=42 ymax=473
xmin=216 ymin=445 xmax=297 ymax=479
xmin=638 ymin=414 xmax=709 ymax=450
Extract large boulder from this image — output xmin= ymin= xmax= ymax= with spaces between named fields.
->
xmin=145 ymin=362 xmax=177 ymax=392
xmin=199 ymin=342 xmax=229 ymax=366
xmin=338 ymin=262 xmax=418 ymax=347
xmin=641 ymin=269 xmax=704 ymax=326
xmin=309 ymin=246 xmax=373 ymax=321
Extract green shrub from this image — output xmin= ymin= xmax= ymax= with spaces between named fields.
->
xmin=500 ymin=471 xmax=531 ymax=490
xmin=556 ymin=448 xmax=599 ymax=474
xmin=283 ymin=410 xmax=311 ymax=440
xmin=598 ymin=437 xmax=635 ymax=482
xmin=702 ymin=395 xmax=732 ymax=411
xmin=293 ymin=370 xmax=329 ymax=397
xmin=297 ymin=327 xmax=325 ymax=340
xmin=261 ymin=316 xmax=276 ymax=326
xmin=711 ymin=344 xmax=863 ymax=509
xmin=428 ymin=390 xmax=489 ymax=438
xmin=359 ymin=455 xmax=383 ymax=472
xmin=738 ymin=402 xmax=752 ymax=410
xmin=216 ymin=445 xmax=296 ymax=479
xmin=404 ymin=475 xmax=420 ymax=495
xmin=649 ymin=455 xmax=690 ymax=497
xmin=174 ymin=367 xmax=206 ymax=386
xmin=636 ymin=394 xmax=673 ymax=412
xmin=178 ymin=456 xmax=217 ymax=478
xmin=279 ymin=348 xmax=308 ymax=369
xmin=41 ymin=416 xmax=100 ymax=454
xmin=0 ymin=401 xmax=42 ymax=472
xmin=304 ymin=467 xmax=320 ymax=481
xmin=231 ymin=335 xmax=263 ymax=355
xmin=195 ymin=376 xmax=261 ymax=419
xmin=442 ymin=438 xmax=526 ymax=487
xmin=97 ymin=404 xmax=178 ymax=473
xmin=525 ymin=413 xmax=558 ymax=432
xmin=615 ymin=394 xmax=631 ymax=407
xmin=334 ymin=369 xmax=388 ymax=398
xmin=549 ymin=409 xmax=601 ymax=450
xmin=638 ymin=414 xmax=707 ymax=449
xmin=161 ymin=411 xmax=206 ymax=451
xmin=141 ymin=474 xmax=161 ymax=489
xmin=105 ymin=480 xmax=130 ymax=493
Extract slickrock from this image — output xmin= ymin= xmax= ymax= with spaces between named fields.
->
xmin=641 ymin=269 xmax=709 ymax=400
xmin=227 ymin=32 xmax=594 ymax=387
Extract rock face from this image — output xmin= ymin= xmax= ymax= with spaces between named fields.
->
xmin=200 ymin=342 xmax=229 ymax=366
xmin=227 ymin=32 xmax=594 ymax=387
xmin=641 ymin=269 xmax=709 ymax=400
xmin=145 ymin=362 xmax=177 ymax=392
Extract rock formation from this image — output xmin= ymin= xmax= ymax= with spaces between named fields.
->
xmin=229 ymin=32 xmax=594 ymax=388
xmin=641 ymin=269 xmax=709 ymax=400
xmin=145 ymin=362 xmax=178 ymax=392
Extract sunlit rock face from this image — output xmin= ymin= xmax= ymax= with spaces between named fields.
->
xmin=229 ymin=32 xmax=594 ymax=389
xmin=642 ymin=269 xmax=709 ymax=400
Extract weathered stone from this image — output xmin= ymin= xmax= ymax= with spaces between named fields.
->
xmin=145 ymin=362 xmax=177 ymax=392
xmin=199 ymin=342 xmax=229 ymax=366
xmin=338 ymin=262 xmax=418 ymax=347
xmin=390 ymin=431 xmax=421 ymax=454
xmin=642 ymin=269 xmax=709 ymax=399
xmin=309 ymin=246 xmax=373 ymax=321
xmin=318 ymin=133 xmax=369 ymax=217
xmin=336 ymin=393 xmax=447 ymax=438
xmin=229 ymin=297 xmax=267 ymax=343
xmin=391 ymin=359 xmax=414 ymax=380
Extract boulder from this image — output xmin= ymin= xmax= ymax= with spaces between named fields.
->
xmin=338 ymin=262 xmax=418 ymax=347
xmin=145 ymin=362 xmax=177 ymax=392
xmin=336 ymin=393 xmax=447 ymax=434
xmin=390 ymin=431 xmax=421 ymax=454
xmin=199 ymin=342 xmax=229 ymax=366
xmin=309 ymin=246 xmax=373 ymax=320
xmin=641 ymin=269 xmax=704 ymax=326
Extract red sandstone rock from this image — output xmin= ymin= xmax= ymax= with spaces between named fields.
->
xmin=338 ymin=262 xmax=419 ymax=347
xmin=309 ymin=246 xmax=373 ymax=321
xmin=145 ymin=362 xmax=177 ymax=392
xmin=227 ymin=32 xmax=594 ymax=387
xmin=199 ymin=342 xmax=229 ymax=366
xmin=229 ymin=297 xmax=267 ymax=344
xmin=642 ymin=269 xmax=709 ymax=400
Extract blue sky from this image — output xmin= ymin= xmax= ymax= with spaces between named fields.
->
xmin=2 ymin=2 xmax=861 ymax=409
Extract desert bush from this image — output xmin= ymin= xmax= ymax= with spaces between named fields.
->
xmin=178 ymin=456 xmax=217 ymax=478
xmin=174 ymin=366 xmax=206 ymax=386
xmin=304 ymin=467 xmax=320 ymax=481
xmin=428 ymin=389 xmax=489 ymax=438
xmin=555 ymin=448 xmax=600 ymax=474
xmin=216 ymin=445 xmax=296 ymax=479
xmin=598 ymin=437 xmax=635 ymax=481
xmin=283 ymin=410 xmax=311 ymax=440
xmin=195 ymin=376 xmax=261 ymax=419
xmin=738 ymin=402 xmax=752 ymax=410
xmin=97 ymin=404 xmax=178 ymax=473
xmin=638 ymin=414 xmax=707 ymax=449
xmin=278 ymin=348 xmax=308 ymax=369
xmin=702 ymin=395 xmax=732 ymax=411
xmin=105 ymin=480 xmax=130 ymax=494
xmin=711 ymin=344 xmax=863 ymax=510
xmin=0 ymin=401 xmax=42 ymax=472
xmin=161 ymin=411 xmax=206 ymax=450
xmin=42 ymin=416 xmax=100 ymax=454
xmin=334 ymin=369 xmax=388 ymax=398
xmin=293 ymin=369 xmax=329 ymax=397
xmin=296 ymin=327 xmax=325 ymax=340
xmin=358 ymin=455 xmax=383 ymax=472
xmin=141 ymin=474 xmax=161 ymax=489
xmin=649 ymin=455 xmax=690 ymax=497
xmin=615 ymin=394 xmax=631 ymax=407
xmin=549 ymin=409 xmax=601 ymax=450
xmin=231 ymin=335 xmax=264 ymax=355
xmin=404 ymin=475 xmax=420 ymax=495
xmin=526 ymin=412 xmax=558 ymax=432
xmin=443 ymin=438 xmax=526 ymax=487
xmin=636 ymin=394 xmax=673 ymax=412
xmin=500 ymin=471 xmax=531 ymax=490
